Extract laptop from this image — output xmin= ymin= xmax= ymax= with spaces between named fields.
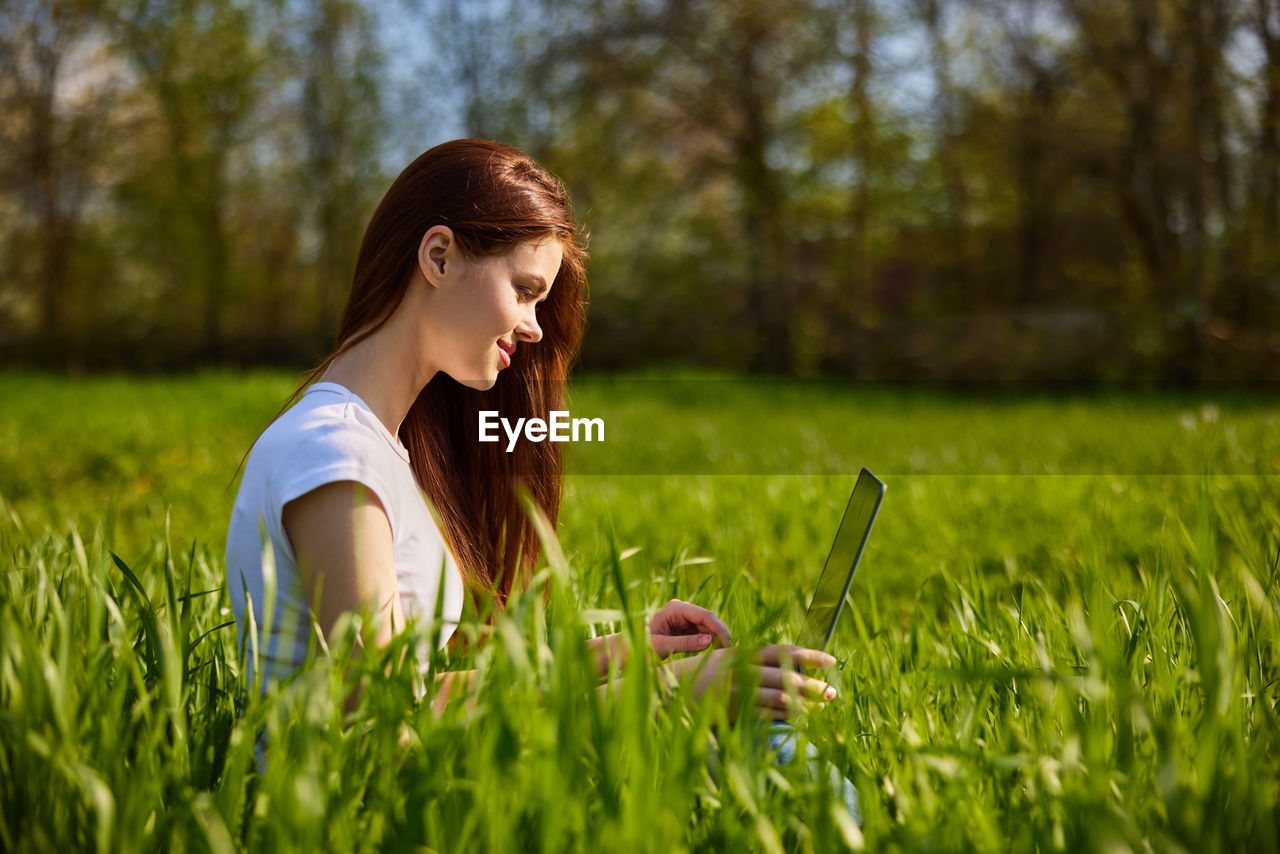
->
xmin=796 ymin=467 xmax=885 ymax=651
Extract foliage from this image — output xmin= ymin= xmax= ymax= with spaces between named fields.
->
xmin=3 ymin=1 xmax=1279 ymax=380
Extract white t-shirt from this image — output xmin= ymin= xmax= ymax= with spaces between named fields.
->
xmin=225 ymin=381 xmax=464 ymax=693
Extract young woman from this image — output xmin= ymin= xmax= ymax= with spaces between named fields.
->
xmin=224 ymin=138 xmax=840 ymax=738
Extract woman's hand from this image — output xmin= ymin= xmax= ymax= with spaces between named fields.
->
xmin=585 ymin=599 xmax=731 ymax=677
xmin=660 ymin=644 xmax=838 ymax=722
xmin=648 ymin=598 xmax=733 ymax=659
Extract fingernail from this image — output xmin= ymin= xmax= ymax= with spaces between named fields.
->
xmin=824 ymin=686 xmax=837 ymax=700
xmin=699 ymin=634 xmax=711 ymax=644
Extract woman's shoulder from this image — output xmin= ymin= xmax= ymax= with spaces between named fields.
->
xmin=250 ymin=383 xmax=407 ymax=481
xmin=234 ymin=382 xmax=413 ymax=531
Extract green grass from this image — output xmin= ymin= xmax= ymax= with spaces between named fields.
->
xmin=1 ymin=370 xmax=1278 ymax=852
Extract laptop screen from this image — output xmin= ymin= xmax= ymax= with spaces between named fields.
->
xmin=797 ymin=468 xmax=885 ymax=650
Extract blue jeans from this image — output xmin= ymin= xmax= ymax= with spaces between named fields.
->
xmin=707 ymin=722 xmax=862 ymax=825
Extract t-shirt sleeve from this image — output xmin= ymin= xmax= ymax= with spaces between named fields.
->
xmin=268 ymin=420 xmax=401 ymax=563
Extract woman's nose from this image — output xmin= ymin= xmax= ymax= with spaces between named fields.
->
xmin=516 ymin=310 xmax=543 ymax=344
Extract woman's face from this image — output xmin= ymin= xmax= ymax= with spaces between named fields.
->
xmin=423 ymin=233 xmax=563 ymax=391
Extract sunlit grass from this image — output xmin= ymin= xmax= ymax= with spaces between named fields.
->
xmin=1 ymin=371 xmax=1278 ymax=851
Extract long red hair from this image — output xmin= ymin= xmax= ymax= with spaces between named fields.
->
xmin=285 ymin=139 xmax=588 ymax=610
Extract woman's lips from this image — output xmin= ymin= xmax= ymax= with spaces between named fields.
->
xmin=497 ymin=340 xmax=513 ymax=368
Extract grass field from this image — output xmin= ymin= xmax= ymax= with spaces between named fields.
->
xmin=2 ymin=371 xmax=1278 ymax=852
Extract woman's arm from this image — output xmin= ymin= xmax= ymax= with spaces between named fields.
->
xmin=586 ymin=632 xmax=630 ymax=676
xmin=430 ymin=669 xmax=479 ymax=716
xmin=284 ymin=481 xmax=403 ymax=654
xmin=284 ymin=480 xmax=472 ymax=719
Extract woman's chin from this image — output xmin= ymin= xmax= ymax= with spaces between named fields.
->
xmin=455 ymin=374 xmax=498 ymax=392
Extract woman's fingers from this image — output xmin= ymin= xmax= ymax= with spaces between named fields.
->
xmin=747 ymin=687 xmax=818 ymax=722
xmin=755 ymin=665 xmax=837 ymax=701
xmin=754 ymin=644 xmax=837 ymax=671
xmin=724 ymin=667 xmax=836 ymax=720
xmin=734 ymin=687 xmax=790 ymax=721
xmin=664 ymin=647 xmax=840 ymax=719
xmin=652 ymin=632 xmax=715 ymax=658
xmin=661 ymin=599 xmax=733 ymax=646
xmin=756 ymin=686 xmax=793 ymax=712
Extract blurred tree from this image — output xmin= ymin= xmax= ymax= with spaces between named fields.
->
xmin=1178 ymin=0 xmax=1232 ymax=380
xmin=987 ymin=0 xmax=1070 ymax=305
xmin=1248 ymin=0 xmax=1280 ymax=306
xmin=1060 ymin=0 xmax=1255 ymax=381
xmin=435 ymin=0 xmax=500 ymax=138
xmin=531 ymin=0 xmax=842 ymax=373
xmin=0 ymin=0 xmax=115 ymax=364
xmin=845 ymin=0 xmax=877 ymax=376
xmin=293 ymin=0 xmax=383 ymax=346
xmin=914 ymin=0 xmax=976 ymax=299
xmin=0 ymin=0 xmax=1275 ymax=381
xmin=399 ymin=0 xmax=542 ymax=142
xmin=109 ymin=0 xmax=266 ymax=361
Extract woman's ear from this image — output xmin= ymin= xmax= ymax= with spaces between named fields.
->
xmin=418 ymin=225 xmax=455 ymax=287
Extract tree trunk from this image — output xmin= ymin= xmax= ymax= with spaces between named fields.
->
xmin=1252 ymin=0 xmax=1280 ymax=272
xmin=921 ymin=0 xmax=974 ymax=302
xmin=33 ymin=82 xmax=70 ymax=362
xmin=1179 ymin=0 xmax=1214 ymax=382
xmin=847 ymin=0 xmax=873 ymax=378
xmin=733 ymin=15 xmax=790 ymax=374
xmin=1016 ymin=68 xmax=1053 ymax=305
xmin=27 ymin=16 xmax=73 ymax=363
